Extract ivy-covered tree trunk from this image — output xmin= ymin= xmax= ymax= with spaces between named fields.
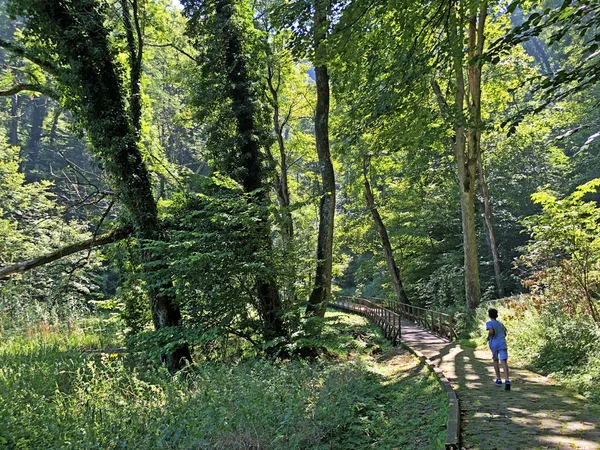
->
xmin=306 ymin=0 xmax=335 ymax=318
xmin=121 ymin=0 xmax=143 ymax=135
xmin=212 ymin=0 xmax=286 ymax=341
xmin=363 ymin=168 xmax=409 ymax=304
xmin=7 ymin=0 xmax=190 ymax=371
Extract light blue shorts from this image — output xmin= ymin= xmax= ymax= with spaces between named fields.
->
xmin=491 ymin=348 xmax=508 ymax=361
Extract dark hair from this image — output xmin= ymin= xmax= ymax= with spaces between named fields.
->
xmin=488 ymin=308 xmax=498 ymax=319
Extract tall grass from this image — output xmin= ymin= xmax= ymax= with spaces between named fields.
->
xmin=0 ymin=311 xmax=447 ymax=449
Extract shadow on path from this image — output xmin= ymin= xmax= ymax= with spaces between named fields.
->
xmin=401 ymin=321 xmax=600 ymax=450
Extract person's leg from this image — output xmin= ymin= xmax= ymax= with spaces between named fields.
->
xmin=499 ymin=350 xmax=511 ymax=390
xmin=491 ymin=349 xmax=501 ymax=382
xmin=493 ymin=359 xmax=501 ymax=380
xmin=501 ymin=358 xmax=509 ymax=381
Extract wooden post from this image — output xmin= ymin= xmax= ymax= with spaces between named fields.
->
xmin=439 ymin=313 xmax=443 ymax=335
xmin=430 ymin=311 xmax=434 ymax=333
xmin=448 ymin=315 xmax=453 ymax=341
xmin=384 ymin=308 xmax=388 ymax=338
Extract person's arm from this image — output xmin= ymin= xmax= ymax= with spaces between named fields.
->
xmin=486 ymin=322 xmax=495 ymax=341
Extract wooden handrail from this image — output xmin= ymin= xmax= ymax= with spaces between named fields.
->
xmin=332 ymin=296 xmax=401 ymax=345
xmin=334 ymin=296 xmax=456 ymax=341
xmin=371 ymin=296 xmax=456 ymax=340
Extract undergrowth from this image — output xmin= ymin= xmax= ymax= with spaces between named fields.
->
xmin=471 ymin=296 xmax=600 ymax=401
xmin=0 ymin=310 xmax=447 ymax=449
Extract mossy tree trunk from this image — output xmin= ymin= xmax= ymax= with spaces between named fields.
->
xmin=7 ymin=0 xmax=191 ymax=371
xmin=182 ymin=0 xmax=287 ymax=341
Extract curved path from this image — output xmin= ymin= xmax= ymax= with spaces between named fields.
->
xmin=401 ymin=321 xmax=600 ymax=450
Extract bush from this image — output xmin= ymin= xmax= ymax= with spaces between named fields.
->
xmin=520 ymin=179 xmax=600 ymax=322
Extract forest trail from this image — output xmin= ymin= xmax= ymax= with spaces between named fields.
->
xmin=401 ymin=321 xmax=600 ymax=450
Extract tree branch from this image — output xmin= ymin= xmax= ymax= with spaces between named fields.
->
xmin=145 ymin=42 xmax=199 ymax=63
xmin=0 ymin=227 xmax=131 ymax=280
xmin=0 ymin=37 xmax=57 ymax=75
xmin=0 ymin=83 xmax=60 ymax=100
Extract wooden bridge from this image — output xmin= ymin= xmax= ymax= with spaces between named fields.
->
xmin=333 ymin=296 xmax=457 ymax=343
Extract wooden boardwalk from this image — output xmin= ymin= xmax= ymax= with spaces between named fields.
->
xmin=335 ymin=301 xmax=600 ymax=449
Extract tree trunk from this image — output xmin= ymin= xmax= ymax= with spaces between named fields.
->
xmin=265 ymin=62 xmax=296 ymax=306
xmin=121 ymin=0 xmax=143 ymax=135
xmin=454 ymin=108 xmax=480 ymax=309
xmin=465 ymin=1 xmax=488 ymax=308
xmin=10 ymin=94 xmax=19 ymax=146
xmin=363 ymin=167 xmax=409 ymax=304
xmin=266 ymin=64 xmax=294 ymax=242
xmin=477 ymin=153 xmax=504 ymax=298
xmin=217 ymin=0 xmax=285 ymax=341
xmin=449 ymin=5 xmax=482 ymax=310
xmin=48 ymin=107 xmax=61 ymax=146
xmin=25 ymin=96 xmax=47 ymax=180
xmin=15 ymin=0 xmax=191 ymax=371
xmin=306 ymin=0 xmax=335 ymax=318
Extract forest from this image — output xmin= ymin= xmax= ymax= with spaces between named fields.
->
xmin=0 ymin=0 xmax=598 ymax=448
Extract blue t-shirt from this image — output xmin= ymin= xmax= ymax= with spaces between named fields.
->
xmin=486 ymin=319 xmax=507 ymax=351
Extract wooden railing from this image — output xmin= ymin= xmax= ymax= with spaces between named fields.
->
xmin=333 ymin=296 xmax=401 ymax=345
xmin=334 ymin=296 xmax=456 ymax=342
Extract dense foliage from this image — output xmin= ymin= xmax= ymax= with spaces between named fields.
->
xmin=0 ymin=0 xmax=598 ymax=417
xmin=0 ymin=311 xmax=447 ymax=449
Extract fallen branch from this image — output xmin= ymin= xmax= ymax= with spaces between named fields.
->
xmin=0 ymin=227 xmax=131 ymax=280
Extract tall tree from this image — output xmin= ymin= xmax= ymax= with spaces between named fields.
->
xmin=265 ymin=43 xmax=295 ymax=243
xmin=363 ymin=157 xmax=409 ymax=304
xmin=432 ymin=0 xmax=487 ymax=309
xmin=3 ymin=0 xmax=190 ymax=371
xmin=477 ymin=153 xmax=504 ymax=297
xmin=183 ymin=0 xmax=286 ymax=341
xmin=305 ymin=0 xmax=335 ymax=317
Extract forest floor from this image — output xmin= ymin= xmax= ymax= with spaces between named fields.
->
xmin=0 ymin=311 xmax=447 ymax=449
xmin=401 ymin=322 xmax=600 ymax=450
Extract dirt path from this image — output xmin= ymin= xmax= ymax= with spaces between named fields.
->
xmin=401 ymin=321 xmax=600 ymax=450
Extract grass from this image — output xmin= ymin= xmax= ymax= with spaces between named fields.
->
xmin=0 ymin=310 xmax=447 ymax=449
